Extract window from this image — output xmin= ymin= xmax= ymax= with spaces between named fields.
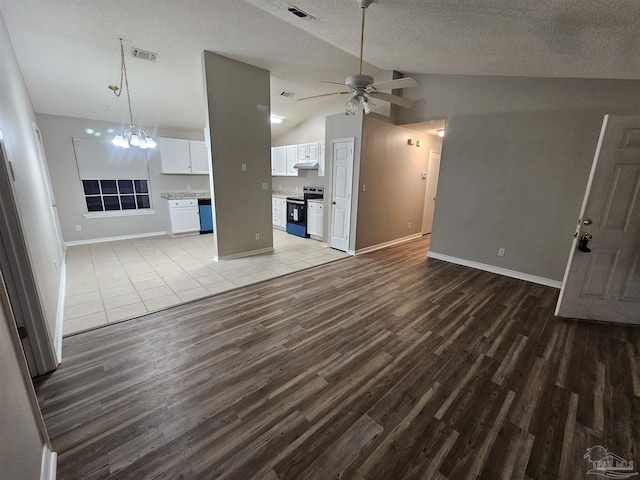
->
xmin=82 ymin=179 xmax=151 ymax=213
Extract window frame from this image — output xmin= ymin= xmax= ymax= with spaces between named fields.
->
xmin=82 ymin=178 xmax=155 ymax=218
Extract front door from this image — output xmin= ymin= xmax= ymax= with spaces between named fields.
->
xmin=556 ymin=115 xmax=640 ymax=324
xmin=330 ymin=138 xmax=354 ymax=252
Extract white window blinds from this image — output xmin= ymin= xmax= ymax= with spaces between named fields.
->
xmin=72 ymin=138 xmax=149 ymax=179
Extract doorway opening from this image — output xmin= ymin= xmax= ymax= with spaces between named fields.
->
xmin=402 ymin=119 xmax=446 ymax=237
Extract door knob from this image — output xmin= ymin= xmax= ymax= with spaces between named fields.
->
xmin=578 ymin=232 xmax=592 ymax=253
xmin=332 ymin=201 xmax=336 ymax=205
xmin=582 ymin=218 xmax=593 ymax=225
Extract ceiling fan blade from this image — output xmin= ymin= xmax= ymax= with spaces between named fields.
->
xmin=297 ymin=91 xmax=350 ymax=101
xmin=368 ymin=91 xmax=414 ymax=108
xmin=318 ymin=80 xmax=347 ymax=86
xmin=370 ymin=77 xmax=420 ymax=91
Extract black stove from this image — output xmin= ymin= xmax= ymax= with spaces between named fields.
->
xmin=286 ymin=186 xmax=324 ymax=237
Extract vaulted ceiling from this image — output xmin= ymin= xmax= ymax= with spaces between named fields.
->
xmin=2 ymin=0 xmax=639 ymax=137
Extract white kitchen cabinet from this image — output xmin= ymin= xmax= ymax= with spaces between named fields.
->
xmin=286 ymin=145 xmax=298 ymax=176
xmin=307 ymin=201 xmax=323 ymax=239
xmin=272 ymin=196 xmax=286 ymax=229
xmin=189 ymin=140 xmax=210 ymax=174
xmin=271 ymin=146 xmax=287 ymax=176
xmin=160 ymin=137 xmax=209 ymax=175
xmin=297 ymin=142 xmax=319 ymax=164
xmin=168 ymin=199 xmax=200 ymax=235
xmin=319 ymin=142 xmax=325 ymax=177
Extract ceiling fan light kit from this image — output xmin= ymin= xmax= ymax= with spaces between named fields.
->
xmin=297 ymin=0 xmax=419 ymax=115
xmin=109 ymin=38 xmax=156 ymax=149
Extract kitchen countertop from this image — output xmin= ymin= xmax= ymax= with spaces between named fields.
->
xmin=307 ymin=199 xmax=324 ymax=204
xmin=161 ymin=191 xmax=210 ymax=200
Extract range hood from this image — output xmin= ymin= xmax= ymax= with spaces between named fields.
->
xmin=293 ymin=162 xmax=319 ymax=170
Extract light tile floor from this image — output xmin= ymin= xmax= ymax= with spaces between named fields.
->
xmin=63 ymin=229 xmax=349 ymax=335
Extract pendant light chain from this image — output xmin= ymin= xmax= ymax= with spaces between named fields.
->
xmin=112 ymin=38 xmax=134 ymax=127
xmin=109 ymin=38 xmax=156 ymax=149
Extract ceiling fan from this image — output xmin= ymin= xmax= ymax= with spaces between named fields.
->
xmin=298 ymin=0 xmax=420 ymax=115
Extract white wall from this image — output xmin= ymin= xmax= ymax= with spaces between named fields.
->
xmin=36 ymin=114 xmax=210 ymax=243
xmin=397 ymin=74 xmax=640 ymax=282
xmin=0 ymin=276 xmax=51 ymax=480
xmin=0 ymin=12 xmax=59 ymax=369
xmin=0 ymin=13 xmax=54 ymax=476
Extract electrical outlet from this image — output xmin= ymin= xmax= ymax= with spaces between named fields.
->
xmin=262 ymin=182 xmax=269 ymax=190
xmin=76 ymin=225 xmax=82 ymax=232
xmin=186 ymin=185 xmax=191 ymax=191
xmin=241 ymin=163 xmax=247 ymax=172
xmin=255 ymin=233 xmax=260 ymax=240
xmin=498 ymin=248 xmax=506 ymax=257
xmin=362 ymin=184 xmax=366 ymax=192
xmin=408 ymin=222 xmax=411 ymax=229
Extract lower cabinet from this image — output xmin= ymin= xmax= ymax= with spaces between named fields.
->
xmin=307 ymin=201 xmax=323 ymax=239
xmin=168 ymin=199 xmax=200 ymax=235
xmin=272 ymin=197 xmax=286 ymax=229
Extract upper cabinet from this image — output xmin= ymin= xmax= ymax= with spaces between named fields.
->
xmin=286 ymin=145 xmax=298 ymax=175
xmin=159 ymin=137 xmax=209 ymax=175
xmin=189 ymin=141 xmax=209 ymax=174
xmin=272 ymin=142 xmax=324 ymax=176
xmin=297 ymin=142 xmax=319 ymax=164
xmin=271 ymin=146 xmax=287 ymax=176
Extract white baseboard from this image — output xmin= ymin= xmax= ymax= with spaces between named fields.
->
xmin=64 ymin=231 xmax=167 ymax=246
xmin=356 ymin=233 xmax=423 ymax=255
xmin=40 ymin=446 xmax=57 ymax=480
xmin=54 ymin=260 xmax=65 ymax=364
xmin=427 ymin=251 xmax=562 ymax=289
xmin=215 ymin=246 xmax=274 ymax=262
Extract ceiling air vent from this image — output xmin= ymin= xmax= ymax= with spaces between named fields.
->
xmin=280 ymin=90 xmax=295 ymax=98
xmin=131 ymin=47 xmax=157 ymax=62
xmin=287 ymin=5 xmax=315 ymax=20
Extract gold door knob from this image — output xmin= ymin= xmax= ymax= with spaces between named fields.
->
xmin=583 ymin=218 xmax=593 ymax=225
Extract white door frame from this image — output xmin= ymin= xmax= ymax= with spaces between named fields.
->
xmin=0 ymin=138 xmax=58 ymax=376
xmin=328 ymin=138 xmax=355 ymax=253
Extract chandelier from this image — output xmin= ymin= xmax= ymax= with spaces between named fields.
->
xmin=109 ymin=38 xmax=156 ymax=149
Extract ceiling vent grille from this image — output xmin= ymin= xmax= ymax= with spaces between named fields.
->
xmin=131 ymin=47 xmax=157 ymax=62
xmin=280 ymin=90 xmax=295 ymax=98
xmin=287 ymin=5 xmax=315 ymax=20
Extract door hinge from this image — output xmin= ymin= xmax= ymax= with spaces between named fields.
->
xmin=17 ymin=326 xmax=28 ymax=339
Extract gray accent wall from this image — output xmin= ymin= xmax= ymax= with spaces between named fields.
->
xmin=397 ymin=74 xmax=640 ymax=282
xmin=202 ymin=52 xmax=273 ymax=259
xmin=37 ymin=114 xmax=210 ymax=243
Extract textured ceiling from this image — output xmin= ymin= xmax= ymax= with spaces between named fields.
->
xmin=1 ymin=0 xmax=639 ymax=137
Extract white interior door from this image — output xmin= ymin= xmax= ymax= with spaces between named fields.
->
xmin=330 ymin=139 xmax=354 ymax=252
xmin=422 ymin=150 xmax=441 ymax=234
xmin=556 ymin=115 xmax=640 ymax=324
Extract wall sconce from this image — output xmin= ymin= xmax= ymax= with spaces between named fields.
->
xmin=416 ymin=140 xmax=421 ymax=147
xmin=407 ymin=139 xmax=414 ymax=146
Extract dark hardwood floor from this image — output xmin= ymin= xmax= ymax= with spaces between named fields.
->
xmin=36 ymin=236 xmax=640 ymax=479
